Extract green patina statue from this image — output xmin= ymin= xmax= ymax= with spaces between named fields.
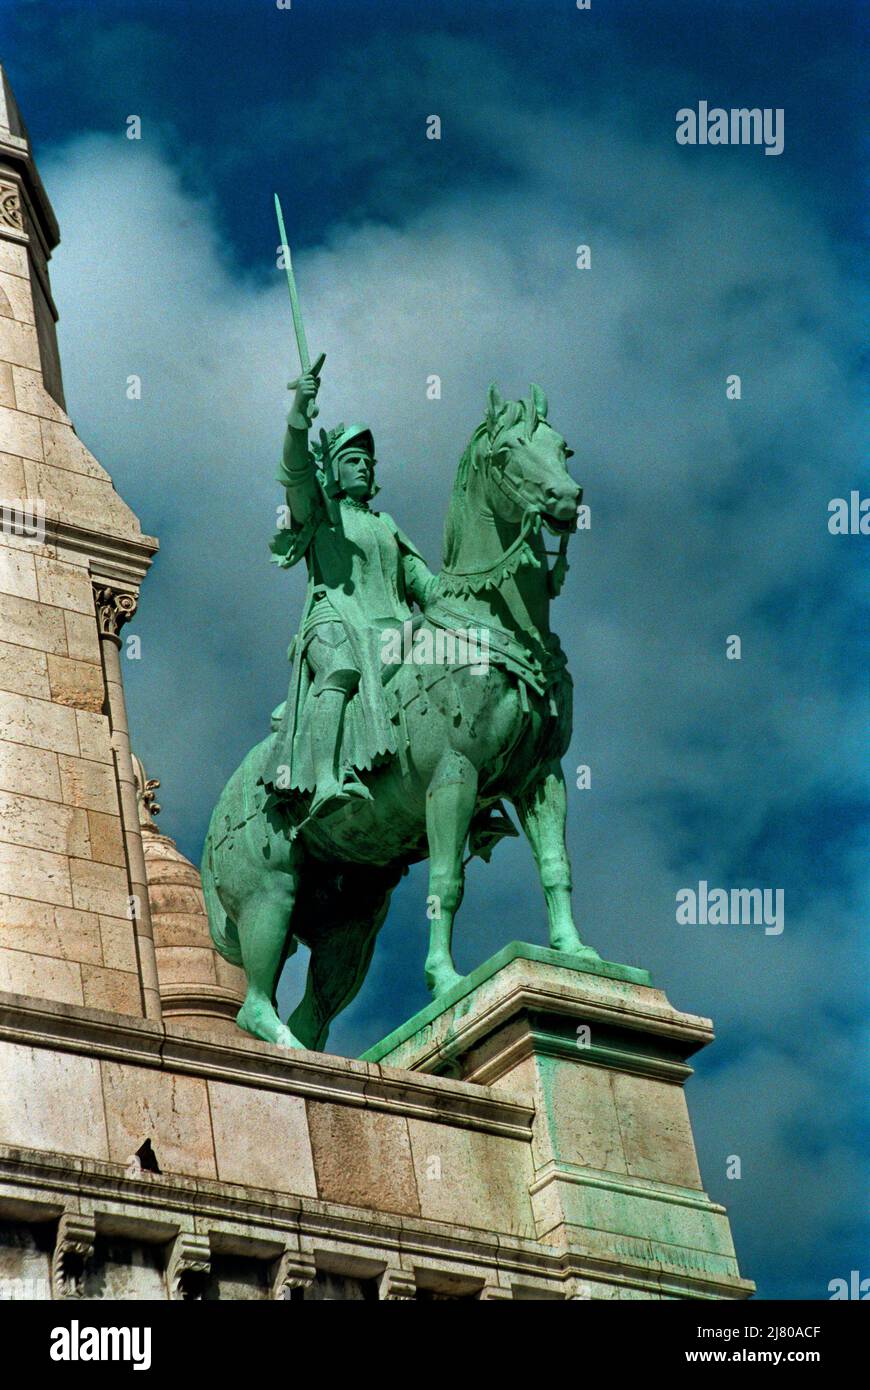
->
xmin=201 ymin=212 xmax=597 ymax=1051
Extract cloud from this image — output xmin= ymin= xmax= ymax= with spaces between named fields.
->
xmin=41 ymin=42 xmax=866 ymax=1298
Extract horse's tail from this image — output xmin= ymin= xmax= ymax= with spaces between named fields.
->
xmin=201 ymin=821 xmax=243 ymax=967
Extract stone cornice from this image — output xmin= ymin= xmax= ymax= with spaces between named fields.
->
xmin=0 ymin=1143 xmax=755 ymax=1300
xmin=0 ymin=990 xmax=534 ymax=1143
xmin=365 ymin=942 xmax=713 ymax=1077
xmin=44 ymin=515 xmax=158 ymax=586
xmin=0 ymin=127 xmax=60 ymax=250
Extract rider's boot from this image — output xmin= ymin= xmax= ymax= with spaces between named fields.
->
xmin=308 ymin=671 xmax=372 ymax=820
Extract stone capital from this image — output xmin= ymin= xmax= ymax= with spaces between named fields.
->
xmin=378 ymin=1265 xmax=417 ymax=1300
xmin=165 ymin=1231 xmax=211 ymax=1301
xmin=93 ymin=582 xmax=138 ymax=645
xmin=0 ymin=175 xmax=23 ymax=232
xmin=51 ymin=1210 xmax=96 ymax=1300
xmin=272 ymin=1247 xmax=317 ymax=1299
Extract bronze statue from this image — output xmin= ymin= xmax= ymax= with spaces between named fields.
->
xmin=200 ymin=206 xmax=595 ymax=1050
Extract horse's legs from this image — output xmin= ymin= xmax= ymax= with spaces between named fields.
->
xmin=514 ymin=761 xmax=599 ymax=957
xmin=235 ymin=877 xmax=305 ymax=1048
xmin=424 ymin=750 xmax=477 ymax=997
xmin=289 ymin=877 xmax=395 ymax=1051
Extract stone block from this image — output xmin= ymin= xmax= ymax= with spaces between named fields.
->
xmin=0 ymin=240 xmax=27 ymax=277
xmin=80 ymin=963 xmax=141 ymax=1015
xmin=86 ymin=810 xmax=125 ymax=867
xmin=0 ymin=361 xmax=13 ymax=408
xmin=208 ymin=1081 xmax=318 ymax=1195
xmin=0 ymin=546 xmax=37 ymax=600
xmin=63 ymin=610 xmax=102 ymax=665
xmin=612 ymin=1071 xmax=703 ymax=1190
xmin=0 ymin=895 xmax=102 ymax=966
xmin=213 ymin=955 xmax=246 ymax=993
xmin=0 ymin=788 xmax=91 ymax=857
xmin=0 ymin=269 xmax=35 ymax=325
xmin=0 ymin=639 xmax=49 ymax=698
xmin=74 ymin=710 xmax=113 ymax=764
xmin=32 ymin=463 xmax=138 ymax=538
xmin=0 ymin=450 xmax=26 ymax=495
xmin=0 ymin=839 xmax=72 ymax=906
xmin=521 ymin=1054 xmax=629 ymax=1175
xmin=57 ymin=754 xmax=117 ymax=814
xmin=100 ymin=1062 xmax=216 ymax=1178
xmin=39 ymin=419 xmax=107 ymax=480
xmin=69 ymin=857 xmax=128 ymax=916
xmin=0 ymin=946 xmax=82 ymax=1005
xmin=45 ymin=653 xmax=104 ymax=711
xmin=10 ymin=366 xmax=68 ymax=423
xmin=406 ymin=1117 xmax=536 ymax=1238
xmin=0 ymin=404 xmax=41 ymax=461
xmin=0 ymin=690 xmax=79 ymax=756
xmin=98 ymin=916 xmax=139 ymax=973
xmin=0 ymin=742 xmax=60 ymax=801
xmin=0 ymin=1039 xmax=108 ymax=1158
xmin=0 ymin=590 xmax=66 ymax=654
xmin=0 ymin=315 xmax=40 ymax=371
xmin=306 ymin=1102 xmax=421 ymax=1217
xmin=33 ymin=555 xmax=94 ymax=613
xmin=153 ymin=945 xmax=217 ymax=987
xmin=150 ymin=913 xmax=211 ymax=949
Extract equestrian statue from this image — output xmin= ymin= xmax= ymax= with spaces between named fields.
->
xmin=200 ymin=198 xmax=598 ymax=1050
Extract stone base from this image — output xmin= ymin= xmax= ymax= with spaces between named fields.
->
xmin=364 ymin=942 xmax=754 ymax=1300
xmin=0 ymin=943 xmax=753 ymax=1300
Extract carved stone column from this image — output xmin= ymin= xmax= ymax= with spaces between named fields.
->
xmin=93 ymin=583 xmax=162 ymax=1021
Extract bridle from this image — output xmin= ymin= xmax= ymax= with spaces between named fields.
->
xmin=439 ymin=435 xmax=571 ymax=598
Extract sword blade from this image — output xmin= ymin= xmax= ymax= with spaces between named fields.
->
xmin=274 ymin=193 xmax=310 ymax=374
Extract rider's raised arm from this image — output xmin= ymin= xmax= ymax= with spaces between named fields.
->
xmin=276 ymin=361 xmax=324 ymax=526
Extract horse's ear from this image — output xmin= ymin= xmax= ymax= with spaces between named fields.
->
xmin=531 ymin=384 xmax=548 ymax=421
xmin=486 ymin=384 xmax=504 ymax=425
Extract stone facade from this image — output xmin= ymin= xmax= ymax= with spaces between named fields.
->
xmin=0 ymin=66 xmax=752 ymax=1301
xmin=0 ymin=65 xmax=159 ymax=1023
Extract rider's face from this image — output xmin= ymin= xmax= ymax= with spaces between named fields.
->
xmin=338 ymin=451 xmax=374 ymax=500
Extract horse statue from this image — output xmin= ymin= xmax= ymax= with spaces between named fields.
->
xmin=201 ymin=384 xmax=599 ymax=1050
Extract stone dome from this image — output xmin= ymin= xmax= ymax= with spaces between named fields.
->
xmin=133 ymin=757 xmax=246 ymax=1037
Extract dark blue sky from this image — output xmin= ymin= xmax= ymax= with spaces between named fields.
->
xmin=2 ymin=0 xmax=866 ymax=1302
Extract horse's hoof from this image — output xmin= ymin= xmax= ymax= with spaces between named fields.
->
xmin=426 ymin=969 xmax=466 ymax=999
xmin=236 ymin=1005 xmax=305 ymax=1050
xmin=553 ymin=939 xmax=601 ymax=961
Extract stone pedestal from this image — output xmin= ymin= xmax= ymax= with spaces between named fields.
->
xmin=363 ymin=942 xmax=754 ymax=1300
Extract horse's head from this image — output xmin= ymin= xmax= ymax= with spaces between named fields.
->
xmin=483 ymin=384 xmax=580 ymax=535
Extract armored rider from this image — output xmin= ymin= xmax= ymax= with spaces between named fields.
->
xmin=262 ymin=360 xmax=438 ymax=819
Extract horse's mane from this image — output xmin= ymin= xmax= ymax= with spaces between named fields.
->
xmin=441 ymin=397 xmax=535 ymax=569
